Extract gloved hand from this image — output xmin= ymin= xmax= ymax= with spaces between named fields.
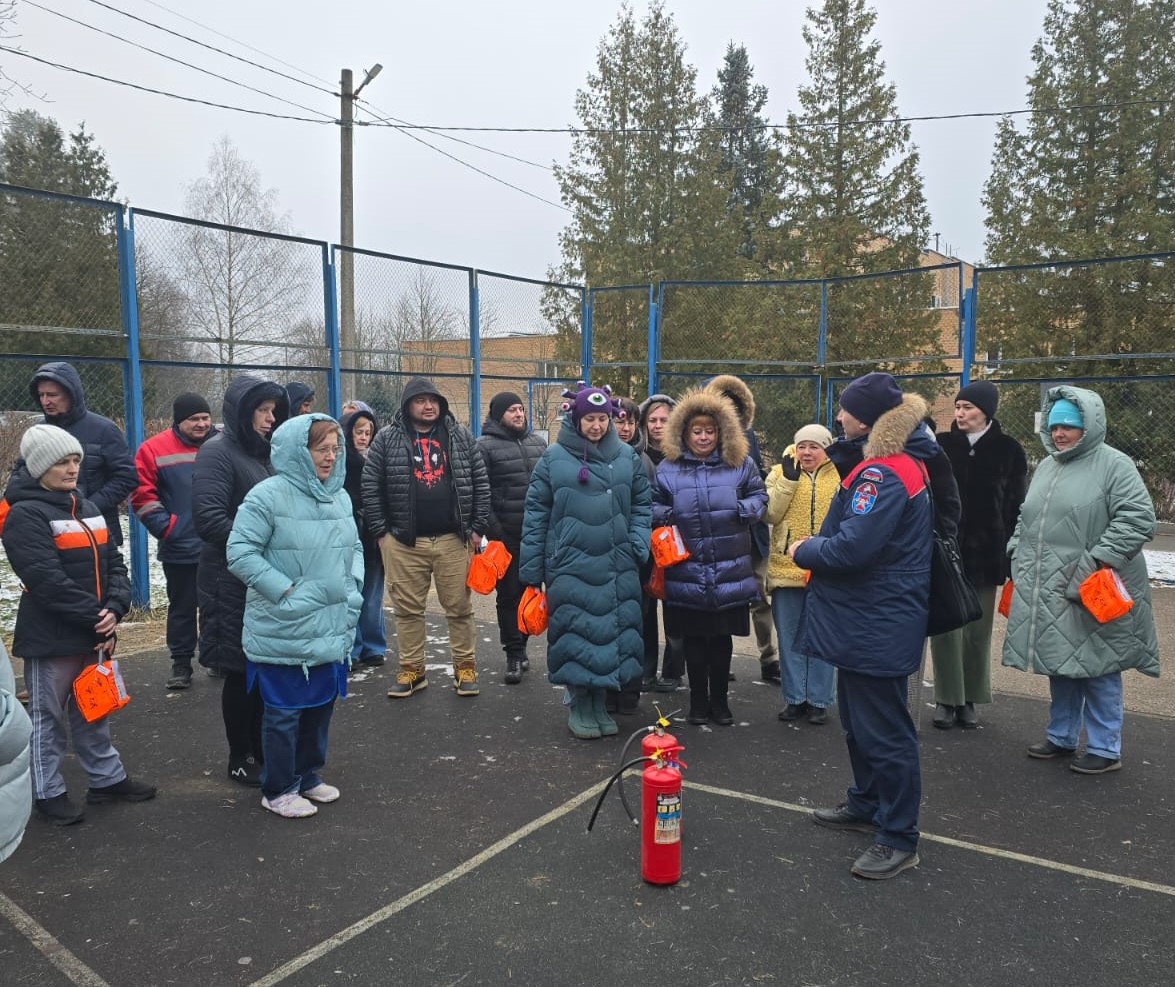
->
xmin=780 ymin=453 xmax=801 ymax=481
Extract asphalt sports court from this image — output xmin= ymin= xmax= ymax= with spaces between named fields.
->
xmin=1 ymin=614 xmax=1172 ymax=986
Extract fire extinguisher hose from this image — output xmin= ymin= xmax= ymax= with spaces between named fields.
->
xmin=615 ymin=727 xmax=651 ymax=826
xmin=586 ymin=756 xmax=653 ymax=833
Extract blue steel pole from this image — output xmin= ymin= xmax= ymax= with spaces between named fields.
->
xmin=581 ymin=287 xmax=592 ymax=381
xmin=647 ymin=283 xmax=659 ymax=397
xmin=469 ymin=270 xmax=481 ymax=434
xmin=817 ymin=279 xmax=829 ymax=422
xmin=120 ymin=208 xmax=149 ymax=608
xmin=323 ymin=245 xmax=342 ymax=417
xmin=960 ymin=270 xmax=979 ymax=387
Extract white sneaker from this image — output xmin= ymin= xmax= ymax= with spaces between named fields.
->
xmin=261 ymin=792 xmax=318 ymax=818
xmin=302 ymin=782 xmax=340 ymax=804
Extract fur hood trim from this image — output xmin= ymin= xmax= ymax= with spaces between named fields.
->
xmin=863 ymin=394 xmax=929 ymax=460
xmin=663 ymin=388 xmax=748 ymax=467
xmin=705 ymin=374 xmax=755 ymax=429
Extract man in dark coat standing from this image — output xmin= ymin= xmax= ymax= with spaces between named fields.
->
xmin=27 ymin=362 xmax=137 ymax=546
xmin=792 ymin=372 xmax=935 ymax=881
xmin=477 ymin=392 xmax=546 ymax=684
xmin=363 ymin=377 xmax=490 ymax=699
xmin=132 ymin=392 xmax=218 ymax=690
xmin=192 ymin=375 xmax=288 ymax=786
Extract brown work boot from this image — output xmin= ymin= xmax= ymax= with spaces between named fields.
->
xmin=387 ymin=665 xmax=428 ymax=698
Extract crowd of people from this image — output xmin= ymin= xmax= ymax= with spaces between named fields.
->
xmin=0 ymin=361 xmax=1161 ymax=880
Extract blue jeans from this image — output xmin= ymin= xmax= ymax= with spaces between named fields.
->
xmin=260 ymin=701 xmax=334 ymax=799
xmin=351 ymin=550 xmax=387 ymax=662
xmin=1046 ymin=673 xmax=1123 ymax=759
xmin=772 ymin=588 xmax=835 ymax=708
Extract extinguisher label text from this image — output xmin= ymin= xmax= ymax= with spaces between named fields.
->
xmin=654 ymin=792 xmax=681 ymax=844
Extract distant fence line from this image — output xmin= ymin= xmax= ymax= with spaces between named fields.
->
xmin=2 ymin=181 xmax=1173 ymax=609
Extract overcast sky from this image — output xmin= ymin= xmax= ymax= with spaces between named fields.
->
xmin=4 ymin=0 xmax=1050 ymax=280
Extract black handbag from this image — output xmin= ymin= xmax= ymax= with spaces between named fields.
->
xmin=918 ymin=462 xmax=982 ymax=637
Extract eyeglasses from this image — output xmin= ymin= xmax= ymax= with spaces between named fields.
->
xmin=312 ymin=445 xmax=341 ymax=457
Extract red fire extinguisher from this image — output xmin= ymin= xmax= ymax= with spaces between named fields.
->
xmin=641 ymin=744 xmax=685 ymax=885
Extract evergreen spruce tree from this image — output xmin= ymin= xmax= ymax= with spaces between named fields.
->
xmin=779 ymin=0 xmax=936 ymax=373
xmin=981 ymin=0 xmax=1175 ymax=507
xmin=550 ymin=1 xmax=739 ymax=395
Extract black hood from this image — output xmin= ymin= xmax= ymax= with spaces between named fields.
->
xmin=400 ymin=377 xmax=450 ymax=421
xmin=285 ymin=381 xmax=315 ymax=413
xmin=29 ymin=361 xmax=87 ymax=427
xmin=339 ymin=409 xmax=379 ymax=452
xmin=221 ymin=375 xmax=289 ymax=460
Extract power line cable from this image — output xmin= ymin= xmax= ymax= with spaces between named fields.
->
xmin=24 ymin=0 xmax=335 ymax=120
xmin=78 ymin=0 xmax=336 ymax=96
xmin=0 ymin=46 xmax=333 ymax=123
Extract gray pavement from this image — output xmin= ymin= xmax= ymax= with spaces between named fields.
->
xmin=1 ymin=609 xmax=1173 ymax=987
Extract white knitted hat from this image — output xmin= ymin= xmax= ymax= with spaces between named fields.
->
xmin=21 ymin=424 xmax=84 ymax=479
xmin=793 ymin=423 xmax=834 ymax=449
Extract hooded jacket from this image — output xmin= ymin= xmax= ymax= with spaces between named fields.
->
xmin=936 ymin=417 xmax=1027 ymax=587
xmin=361 ymin=377 xmax=489 ymax=547
xmin=27 ymin=362 xmax=137 ymax=545
xmin=131 ymin=421 xmax=220 ymax=565
xmin=1002 ymin=386 xmax=1159 ymax=680
xmin=1 ymin=468 xmax=131 ymax=660
xmin=226 ymin=414 xmax=363 ymax=670
xmin=519 ymin=417 xmax=651 ymax=689
xmin=0 ymin=641 xmax=31 ymax=864
xmin=476 ymin=415 xmax=547 ymax=544
xmin=192 ymin=376 xmax=289 ymax=673
xmin=704 ymin=374 xmax=770 ymax=557
xmin=652 ymin=388 xmax=767 ymax=612
xmin=339 ymin=409 xmax=379 ymax=546
xmin=765 ymin=445 xmax=840 ymax=591
xmin=794 ymin=395 xmax=935 ymax=676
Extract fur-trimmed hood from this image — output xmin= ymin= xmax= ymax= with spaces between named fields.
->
xmin=663 ymin=388 xmax=748 ymax=467
xmin=862 ymin=394 xmax=929 ymax=460
xmin=705 ymin=374 xmax=755 ymax=430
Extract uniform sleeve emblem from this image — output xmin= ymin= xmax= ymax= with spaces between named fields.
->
xmin=851 ymin=481 xmax=878 ymax=515
xmin=860 ymin=467 xmax=883 ymax=482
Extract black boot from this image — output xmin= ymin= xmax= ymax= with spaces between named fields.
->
xmin=685 ymin=651 xmax=709 ymax=724
xmin=709 ymin=652 xmax=733 ymax=726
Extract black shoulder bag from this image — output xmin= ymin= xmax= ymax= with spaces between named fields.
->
xmin=916 ymin=460 xmax=982 ymax=637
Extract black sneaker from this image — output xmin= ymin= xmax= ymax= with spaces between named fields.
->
xmin=760 ymin=660 xmax=781 ymax=684
xmin=807 ymin=706 xmax=828 ymax=725
xmin=1027 ymin=739 xmax=1077 ymax=759
xmin=504 ymin=656 xmax=523 ymax=685
xmin=86 ymin=777 xmax=157 ymax=804
xmin=1070 ymin=753 xmax=1122 ymax=774
xmin=639 ymin=676 xmax=657 ymax=693
xmin=166 ymin=662 xmax=193 ymax=690
xmin=228 ymin=756 xmax=262 ymax=787
xmin=35 ymin=793 xmax=85 ymax=826
xmin=812 ymin=803 xmax=877 ymax=833
xmin=709 ymin=700 xmax=734 ymax=726
xmin=206 ymin=665 xmax=224 ymax=679
xmin=654 ymin=676 xmax=682 ymax=693
xmin=778 ymin=702 xmax=807 ymax=722
xmin=358 ymin=654 xmax=386 ymax=667
xmin=957 ymin=702 xmax=978 ymax=730
xmin=851 ymin=843 xmax=920 ymax=880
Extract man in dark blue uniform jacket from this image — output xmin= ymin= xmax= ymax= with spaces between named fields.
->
xmin=792 ymin=372 xmax=934 ymax=881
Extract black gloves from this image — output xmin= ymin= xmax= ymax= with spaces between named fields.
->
xmin=780 ymin=454 xmax=801 ymax=482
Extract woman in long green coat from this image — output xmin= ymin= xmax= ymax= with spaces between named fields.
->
xmin=1002 ymin=386 xmax=1159 ymax=775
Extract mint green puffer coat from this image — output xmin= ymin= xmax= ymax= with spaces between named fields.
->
xmin=227 ymin=414 xmax=363 ymax=670
xmin=1002 ymin=386 xmax=1159 ymax=680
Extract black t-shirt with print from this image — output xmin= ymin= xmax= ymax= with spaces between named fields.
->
xmin=411 ymin=425 xmax=457 ymax=536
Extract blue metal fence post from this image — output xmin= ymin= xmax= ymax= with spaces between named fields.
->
xmin=119 ymin=208 xmax=149 ymax=608
xmin=581 ymin=288 xmax=592 ymax=381
xmin=816 ymin=279 xmax=829 ymax=419
xmin=647 ymin=283 xmax=659 ymax=397
xmin=960 ymin=273 xmax=978 ymax=387
xmin=469 ymin=270 xmax=482 ymax=434
xmin=323 ymin=245 xmax=342 ymax=417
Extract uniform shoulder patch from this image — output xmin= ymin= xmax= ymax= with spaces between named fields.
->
xmin=859 ymin=467 xmax=884 ymax=483
xmin=851 ymin=481 xmax=878 ymax=515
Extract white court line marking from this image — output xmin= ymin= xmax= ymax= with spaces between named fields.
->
xmin=0 ymin=891 xmax=113 ymax=987
xmin=686 ymin=780 xmax=1175 ymax=898
xmin=248 ymin=779 xmax=608 ymax=987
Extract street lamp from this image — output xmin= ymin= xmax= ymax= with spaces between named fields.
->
xmin=339 ymin=63 xmax=382 ymax=398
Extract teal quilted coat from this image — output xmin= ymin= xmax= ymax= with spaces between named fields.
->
xmin=519 ymin=417 xmax=651 ymax=689
xmin=227 ymin=414 xmax=363 ymax=670
xmin=1002 ymin=386 xmax=1159 ymax=680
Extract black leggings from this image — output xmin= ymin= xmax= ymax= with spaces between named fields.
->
xmin=221 ymin=671 xmax=264 ymax=760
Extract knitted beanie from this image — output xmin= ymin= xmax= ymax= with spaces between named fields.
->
xmin=21 ymin=424 xmax=84 ymax=479
xmin=838 ymin=372 xmax=904 ymax=427
xmin=954 ymin=381 xmax=999 ymax=421
xmin=793 ymin=424 xmax=834 ymax=448
xmin=173 ymin=392 xmax=211 ymax=425
xmin=1047 ymin=398 xmax=1084 ymax=429
xmin=488 ymin=391 xmax=524 ymax=422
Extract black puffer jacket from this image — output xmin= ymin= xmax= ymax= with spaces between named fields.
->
xmin=1 ymin=469 xmax=130 ymax=660
xmin=361 ymin=377 xmax=490 ymax=547
xmin=192 ymin=376 xmax=288 ymax=673
xmin=27 ymin=362 xmax=137 ymax=545
xmin=937 ymin=419 xmax=1028 ymax=586
xmin=476 ymin=417 xmax=546 ymax=544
